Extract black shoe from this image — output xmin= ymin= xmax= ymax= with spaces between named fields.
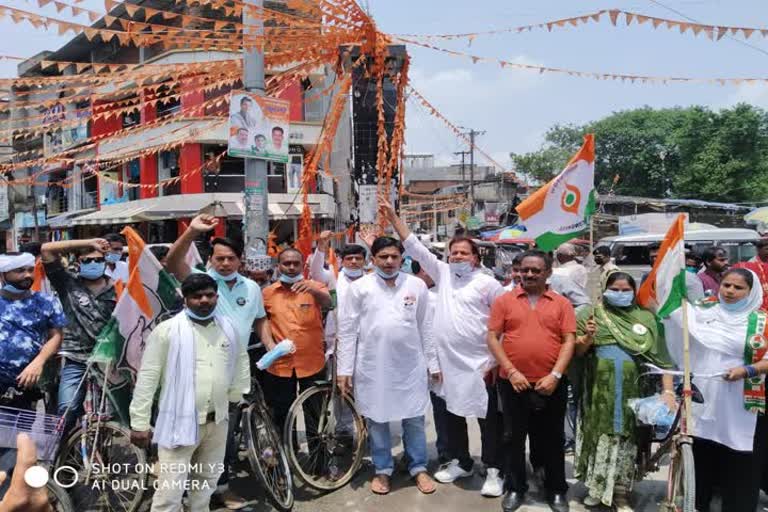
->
xmin=501 ymin=491 xmax=525 ymax=512
xmin=548 ymin=493 xmax=569 ymax=512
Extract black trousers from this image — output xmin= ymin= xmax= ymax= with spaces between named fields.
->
xmin=262 ymin=368 xmax=325 ymax=434
xmin=499 ymin=379 xmax=568 ymax=495
xmin=443 ymin=383 xmax=504 ymax=472
xmin=694 ymin=435 xmax=761 ymax=512
xmin=430 ymin=392 xmax=450 ymax=463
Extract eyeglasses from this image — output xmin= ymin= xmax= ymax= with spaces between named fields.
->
xmin=520 ymin=268 xmax=544 ymax=275
xmin=80 ymin=257 xmax=105 ymax=264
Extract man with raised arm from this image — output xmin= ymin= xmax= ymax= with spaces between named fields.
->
xmin=165 ymin=214 xmax=268 ymax=509
xmin=380 ymin=198 xmax=506 ymax=498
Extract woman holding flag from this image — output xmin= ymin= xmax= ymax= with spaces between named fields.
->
xmin=665 ymin=268 xmax=768 ymax=511
xmin=573 ymin=272 xmax=675 ymax=510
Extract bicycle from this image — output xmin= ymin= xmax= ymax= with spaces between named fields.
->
xmin=53 ymin=361 xmax=147 ymax=512
xmin=0 ymin=404 xmax=74 ymax=512
xmin=635 ymin=372 xmax=705 ymax=512
xmin=240 ymin=369 xmax=294 ymax=511
xmin=282 ymin=352 xmax=367 ymax=491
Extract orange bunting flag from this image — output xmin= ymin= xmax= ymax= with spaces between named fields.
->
xmin=328 ymin=247 xmax=339 ymax=278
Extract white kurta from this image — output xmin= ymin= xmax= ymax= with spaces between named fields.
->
xmin=667 ymin=299 xmax=766 ymax=452
xmin=337 ymin=272 xmax=439 ymax=423
xmin=309 ymin=249 xmax=356 ymax=350
xmin=403 ymin=234 xmax=504 ymax=418
xmin=552 ymin=260 xmax=588 ymax=290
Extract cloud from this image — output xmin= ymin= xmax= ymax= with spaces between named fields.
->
xmin=724 ymin=82 xmax=768 ymax=109
xmin=404 ymin=56 xmax=548 ymax=165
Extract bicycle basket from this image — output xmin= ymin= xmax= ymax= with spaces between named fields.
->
xmin=0 ymin=406 xmax=65 ymax=461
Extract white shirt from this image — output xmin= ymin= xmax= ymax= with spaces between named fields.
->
xmin=552 ymin=260 xmax=588 ymax=290
xmin=337 ymin=272 xmax=438 ymax=423
xmin=105 ymin=260 xmax=129 ymax=283
xmin=403 ymin=234 xmax=504 ymax=418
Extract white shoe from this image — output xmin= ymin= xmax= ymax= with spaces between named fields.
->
xmin=583 ymin=495 xmax=601 ymax=507
xmin=433 ymin=459 xmax=473 ymax=483
xmin=480 ymin=468 xmax=504 ymax=497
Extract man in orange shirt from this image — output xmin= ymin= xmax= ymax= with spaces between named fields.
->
xmin=262 ymin=248 xmax=331 ymax=431
xmin=487 ymin=250 xmax=576 ymax=512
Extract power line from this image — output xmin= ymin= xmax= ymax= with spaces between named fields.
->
xmin=646 ymin=0 xmax=768 ymax=59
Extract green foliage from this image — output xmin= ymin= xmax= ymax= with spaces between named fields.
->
xmin=511 ymin=104 xmax=768 ymax=202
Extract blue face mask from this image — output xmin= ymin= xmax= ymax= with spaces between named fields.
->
xmin=603 ymin=289 xmax=635 ymax=308
xmin=375 ymin=267 xmax=399 ymax=280
xmin=449 ymin=261 xmax=473 ymax=276
xmin=342 ymin=267 xmax=364 ymax=279
xmin=105 ymin=252 xmax=122 ymax=264
xmin=79 ymin=262 xmax=106 ymax=281
xmin=279 ymin=273 xmax=304 ymax=284
xmin=185 ymin=307 xmax=215 ymax=321
xmin=686 ymin=266 xmax=699 ymax=274
xmin=719 ymin=295 xmax=750 ymax=312
xmin=2 ymin=283 xmax=29 ymax=294
xmin=209 ymin=269 xmax=238 ymax=282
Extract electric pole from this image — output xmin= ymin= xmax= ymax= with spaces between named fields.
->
xmin=242 ymin=0 xmax=271 ymax=269
xmin=453 ymin=150 xmax=469 ymax=185
xmin=458 ymin=128 xmax=485 ymax=216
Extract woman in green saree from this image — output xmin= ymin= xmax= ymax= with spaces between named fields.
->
xmin=574 ymin=271 xmax=676 ymax=510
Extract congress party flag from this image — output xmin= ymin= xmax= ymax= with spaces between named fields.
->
xmin=90 ymin=227 xmax=180 ymax=422
xmin=515 ymin=134 xmax=596 ymax=251
xmin=637 ymin=213 xmax=687 ymax=318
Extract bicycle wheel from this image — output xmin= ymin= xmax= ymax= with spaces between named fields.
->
xmin=242 ymin=402 xmax=294 ymax=511
xmin=284 ymin=384 xmax=366 ymax=491
xmin=664 ymin=440 xmax=696 ymax=512
xmin=47 ymin=480 xmax=74 ymax=512
xmin=55 ymin=420 xmax=147 ymax=512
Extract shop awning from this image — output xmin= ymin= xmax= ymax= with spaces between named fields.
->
xmin=71 ymin=202 xmax=155 ymax=226
xmin=47 ymin=208 xmax=96 ymax=228
xmin=70 ymin=193 xmax=335 ymax=226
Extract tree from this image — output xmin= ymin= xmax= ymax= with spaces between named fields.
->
xmin=512 ymin=104 xmax=768 ymax=202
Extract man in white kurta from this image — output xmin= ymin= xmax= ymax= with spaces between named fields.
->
xmin=337 ymin=236 xmax=440 ymax=495
xmin=381 ymin=199 xmax=505 ymax=496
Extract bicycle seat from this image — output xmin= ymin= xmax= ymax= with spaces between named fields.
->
xmin=675 ymin=381 xmax=704 ymax=404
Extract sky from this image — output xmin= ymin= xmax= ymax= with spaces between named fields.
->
xmin=2 ymin=0 xmax=768 ymax=171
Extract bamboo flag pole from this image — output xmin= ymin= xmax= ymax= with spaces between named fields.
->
xmin=681 ymin=296 xmax=693 ymax=434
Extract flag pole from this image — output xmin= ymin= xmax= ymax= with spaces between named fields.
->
xmin=681 ymin=297 xmax=693 ymax=434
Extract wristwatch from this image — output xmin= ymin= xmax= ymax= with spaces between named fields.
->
xmin=550 ymin=371 xmax=563 ymax=380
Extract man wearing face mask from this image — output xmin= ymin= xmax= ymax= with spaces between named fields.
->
xmin=337 ymin=237 xmax=440 ymax=495
xmin=309 ymin=231 xmax=368 ymax=357
xmin=129 ymin=274 xmax=250 ymax=512
xmin=262 ymin=248 xmax=331 ymax=431
xmin=0 ymin=253 xmax=67 ymax=410
xmin=380 ymin=198 xmax=506 ymax=497
xmin=40 ymin=238 xmax=117 ymax=425
xmin=166 ymin=214 xmax=268 ymax=509
xmin=103 ymin=233 xmax=129 ymax=283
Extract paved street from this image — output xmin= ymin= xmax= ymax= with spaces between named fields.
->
xmin=214 ymin=416 xmax=768 ymax=512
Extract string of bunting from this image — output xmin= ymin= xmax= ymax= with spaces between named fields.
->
xmin=392 ymin=8 xmax=768 ymax=43
xmin=396 ymin=36 xmax=768 ymax=86
xmin=406 ymin=86 xmax=514 ymax=176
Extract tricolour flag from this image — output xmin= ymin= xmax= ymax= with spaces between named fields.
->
xmin=516 ymin=134 xmax=596 ymax=251
xmin=90 ymin=227 xmax=180 ymax=422
xmin=637 ymin=213 xmax=687 ymax=318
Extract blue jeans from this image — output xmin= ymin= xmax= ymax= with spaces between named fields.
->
xmin=366 ymin=416 xmax=428 ymax=477
xmin=57 ymin=359 xmax=87 ymax=431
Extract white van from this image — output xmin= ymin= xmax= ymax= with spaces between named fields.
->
xmin=597 ymin=228 xmax=761 ymax=279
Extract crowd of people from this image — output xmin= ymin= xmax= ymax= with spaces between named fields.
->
xmin=1 ymin=206 xmax=768 ymax=512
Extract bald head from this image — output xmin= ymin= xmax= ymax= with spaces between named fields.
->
xmin=555 ymin=243 xmax=577 ymax=264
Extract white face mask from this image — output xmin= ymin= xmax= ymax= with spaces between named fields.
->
xmin=342 ymin=267 xmax=364 ymax=279
xmin=449 ymin=261 xmax=473 ymax=276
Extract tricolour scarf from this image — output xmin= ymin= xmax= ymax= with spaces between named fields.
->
xmin=743 ymin=310 xmax=768 ymax=414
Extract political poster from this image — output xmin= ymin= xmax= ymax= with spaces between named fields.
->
xmin=228 ymin=91 xmax=290 ymax=163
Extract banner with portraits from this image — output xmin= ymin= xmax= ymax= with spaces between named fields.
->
xmin=227 ymin=91 xmax=290 ymax=163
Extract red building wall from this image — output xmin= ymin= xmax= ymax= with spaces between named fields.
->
xmin=139 ymin=90 xmax=158 ymax=199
